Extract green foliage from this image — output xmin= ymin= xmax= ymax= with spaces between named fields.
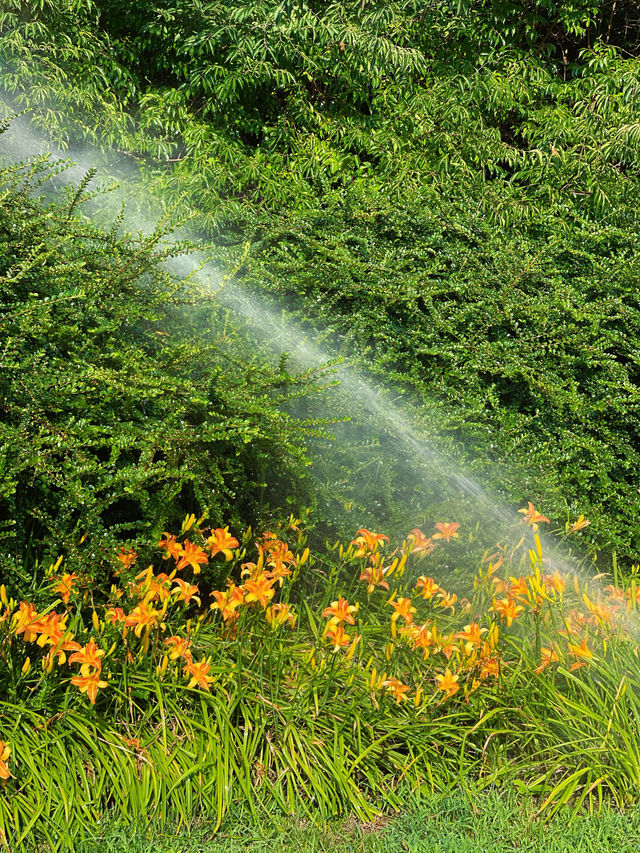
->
xmin=2 ymin=0 xmax=640 ymax=552
xmin=450 ymin=0 xmax=640 ymax=54
xmin=245 ymin=184 xmax=640 ymax=558
xmin=0 ymin=151 xmax=321 ymax=584
xmin=4 ymin=0 xmax=640 ymax=228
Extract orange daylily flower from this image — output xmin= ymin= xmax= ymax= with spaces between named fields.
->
xmin=432 ymin=522 xmax=460 ymax=542
xmin=583 ymin=594 xmax=615 ymax=627
xmin=267 ymin=539 xmax=295 ymax=566
xmin=454 ymin=622 xmax=485 ymax=652
xmin=438 ymin=636 xmax=456 ymax=660
xmin=53 ymin=572 xmax=79 ymax=605
xmin=30 ymin=612 xmax=72 ymax=652
xmin=105 ymin=607 xmax=126 ymax=625
xmin=381 ymin=677 xmax=411 ymax=704
xmin=69 ymin=639 xmax=105 ymax=675
xmin=478 ymin=655 xmax=501 ymax=680
xmin=17 ymin=608 xmax=80 ymax=664
xmin=604 ymin=585 xmax=625 ymax=607
xmin=172 ymin=579 xmax=201 ymax=606
xmin=256 ymin=531 xmax=278 ymax=556
xmin=71 ymin=671 xmax=108 ymax=704
xmin=492 ymin=598 xmax=524 ymax=627
xmin=388 ymin=596 xmax=417 ymax=625
xmin=184 ymin=657 xmax=215 ymax=690
xmin=400 ymin=621 xmax=433 ymax=659
xmin=124 ymin=600 xmax=162 ymax=636
xmin=350 ymin=529 xmax=389 ymax=557
xmin=435 ymin=591 xmax=457 ymax=612
xmin=240 ymin=561 xmax=262 ymax=580
xmin=243 ymin=574 xmax=276 ymax=608
xmin=543 ymin=571 xmax=566 ymax=595
xmin=491 ymin=576 xmax=510 ymax=595
xmin=535 ymin=647 xmax=560 ymax=674
xmin=435 ymin=668 xmax=459 ymax=700
xmin=568 ymin=637 xmax=594 ymax=670
xmin=206 ymin=527 xmax=239 ymax=560
xmin=566 ymin=515 xmax=590 ymax=535
xmin=323 ymin=623 xmax=354 ymax=652
xmin=562 ymin=609 xmax=591 ymax=636
xmin=518 ymin=502 xmax=550 ymax=532
xmin=265 ymin=561 xmax=293 ymax=586
xmin=0 ymin=741 xmax=10 ymax=780
xmin=116 ymin=549 xmax=137 ymax=570
xmin=209 ymin=584 xmax=244 ymax=623
xmin=359 ymin=562 xmax=390 ymax=594
xmin=158 ymin=533 xmax=183 ymax=561
xmin=415 ymin=575 xmax=440 ymax=601
xmin=176 ymin=540 xmax=209 ymax=574
xmin=48 ymin=634 xmax=82 ymax=666
xmin=133 ymin=568 xmax=173 ymax=603
xmin=164 ymin=635 xmax=192 ymax=662
xmin=13 ymin=602 xmax=42 ymax=642
xmin=507 ymin=576 xmax=530 ymax=602
xmin=322 ymin=596 xmax=358 ymax=625
xmin=407 ymin=529 xmax=435 ymax=556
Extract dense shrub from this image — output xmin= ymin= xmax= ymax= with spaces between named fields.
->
xmin=245 ymin=185 xmax=640 ymax=559
xmin=0 ymin=149 xmax=321 ymax=585
xmin=3 ymin=1 xmax=640 ymax=561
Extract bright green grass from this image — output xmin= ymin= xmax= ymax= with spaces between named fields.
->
xmin=74 ymin=790 xmax=640 ymax=853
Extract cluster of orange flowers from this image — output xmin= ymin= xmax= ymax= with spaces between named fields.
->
xmin=1 ymin=519 xmax=307 ymax=721
xmin=532 ymin=581 xmax=634 ymax=674
xmin=354 ymin=523 xmax=460 ymax=595
xmin=323 ymin=508 xmax=609 ymax=707
xmin=322 ymin=596 xmax=359 ymax=654
xmin=10 ymin=604 xmax=107 ymax=702
xmin=0 ymin=502 xmax=614 ymax=785
xmin=317 ymin=522 xmax=502 ymax=705
xmin=208 ymin=531 xmax=300 ymax=635
xmin=113 ymin=526 xmax=301 ymax=690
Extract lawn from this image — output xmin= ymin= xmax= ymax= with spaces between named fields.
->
xmin=82 ymin=791 xmax=640 ymax=853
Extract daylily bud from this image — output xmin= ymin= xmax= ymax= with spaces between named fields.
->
xmin=141 ymin=628 xmax=151 ymax=654
xmin=92 ymin=610 xmax=100 ymax=632
xmin=21 ymin=656 xmax=31 ymax=674
xmin=345 ymin=635 xmax=359 ymax=661
xmin=396 ymin=554 xmax=408 ymax=577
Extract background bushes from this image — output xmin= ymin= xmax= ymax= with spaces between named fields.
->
xmin=2 ymin=1 xmax=640 ymax=560
xmin=0 ymin=150 xmax=320 ymax=585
